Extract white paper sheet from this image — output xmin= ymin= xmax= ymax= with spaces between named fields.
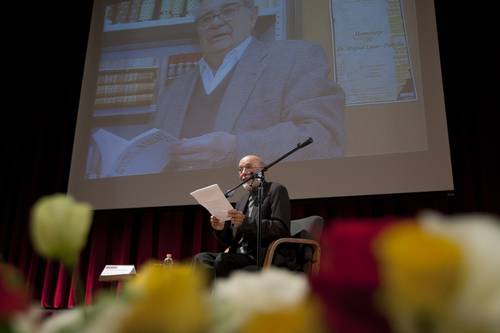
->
xmin=190 ymin=184 xmax=234 ymax=221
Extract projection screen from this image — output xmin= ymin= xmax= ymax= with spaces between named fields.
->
xmin=68 ymin=0 xmax=453 ymax=209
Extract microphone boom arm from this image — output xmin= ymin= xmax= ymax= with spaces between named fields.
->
xmin=261 ymin=137 xmax=313 ymax=172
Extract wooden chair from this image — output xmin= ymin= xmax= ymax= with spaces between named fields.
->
xmin=263 ymin=215 xmax=323 ymax=274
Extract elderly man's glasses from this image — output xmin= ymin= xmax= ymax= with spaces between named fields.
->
xmin=197 ymin=3 xmax=243 ymax=29
xmin=238 ymin=164 xmax=262 ymax=174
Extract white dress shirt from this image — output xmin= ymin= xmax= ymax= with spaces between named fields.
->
xmin=198 ymin=36 xmax=253 ymax=95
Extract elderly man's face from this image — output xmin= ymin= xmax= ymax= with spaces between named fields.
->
xmin=238 ymin=155 xmax=263 ymax=193
xmin=196 ymin=0 xmax=257 ymax=58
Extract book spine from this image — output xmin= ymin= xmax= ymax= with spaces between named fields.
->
xmin=185 ymin=0 xmax=198 ymax=16
xmin=159 ymin=0 xmax=172 ymax=19
xmin=104 ymin=4 xmax=116 ymax=25
xmin=138 ymin=0 xmax=157 ymax=21
xmin=115 ymin=1 xmax=131 ymax=23
xmin=169 ymin=0 xmax=185 ymax=17
xmin=127 ymin=0 xmax=142 ymax=22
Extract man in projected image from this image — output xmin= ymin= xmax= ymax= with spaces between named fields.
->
xmin=193 ymin=154 xmax=290 ymax=280
xmin=154 ymin=0 xmax=346 ymax=170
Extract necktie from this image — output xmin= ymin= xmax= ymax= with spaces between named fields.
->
xmin=247 ymin=195 xmax=255 ymax=217
xmin=233 ymin=195 xmax=254 ymax=237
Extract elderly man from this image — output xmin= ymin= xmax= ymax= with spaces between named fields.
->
xmin=154 ymin=0 xmax=346 ymax=170
xmin=194 ymin=154 xmax=290 ymax=279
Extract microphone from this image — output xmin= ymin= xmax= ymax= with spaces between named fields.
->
xmin=224 ymin=172 xmax=258 ymax=197
xmin=298 ymin=137 xmax=313 ymax=149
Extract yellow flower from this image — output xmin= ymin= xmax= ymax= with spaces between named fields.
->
xmin=241 ymin=297 xmax=326 ymax=333
xmin=119 ymin=261 xmax=207 ymax=333
xmin=30 ymin=193 xmax=93 ymax=267
xmin=421 ymin=212 xmax=500 ymax=333
xmin=373 ymin=222 xmax=463 ymax=332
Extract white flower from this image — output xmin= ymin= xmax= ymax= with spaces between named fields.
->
xmin=38 ymin=307 xmax=85 ymax=333
xmin=209 ymin=268 xmax=309 ymax=333
xmin=80 ymin=301 xmax=130 ymax=333
xmin=421 ymin=211 xmax=500 ymax=333
xmin=30 ymin=194 xmax=93 ymax=267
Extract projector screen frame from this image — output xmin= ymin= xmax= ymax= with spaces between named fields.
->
xmin=67 ymin=0 xmax=453 ymax=210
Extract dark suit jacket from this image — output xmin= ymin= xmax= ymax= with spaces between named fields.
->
xmin=153 ymin=39 xmax=346 ymax=167
xmin=214 ymin=181 xmax=290 ymax=262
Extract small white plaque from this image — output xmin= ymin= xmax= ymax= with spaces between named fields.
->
xmin=99 ymin=265 xmax=136 ymax=282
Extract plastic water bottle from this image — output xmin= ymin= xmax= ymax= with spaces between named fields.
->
xmin=163 ymin=253 xmax=173 ymax=266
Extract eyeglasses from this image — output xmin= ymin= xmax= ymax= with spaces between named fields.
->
xmin=197 ymin=3 xmax=242 ymax=29
xmin=238 ymin=164 xmax=261 ymax=174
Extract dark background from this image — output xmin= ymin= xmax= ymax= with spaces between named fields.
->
xmin=1 ymin=0 xmax=498 ymax=307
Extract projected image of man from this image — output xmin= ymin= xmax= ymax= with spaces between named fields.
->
xmin=154 ymin=0 xmax=346 ymax=170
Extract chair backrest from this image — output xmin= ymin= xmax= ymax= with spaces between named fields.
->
xmin=290 ymin=215 xmax=324 ymax=241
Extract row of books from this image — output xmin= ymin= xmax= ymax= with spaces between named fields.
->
xmin=95 ymin=94 xmax=155 ymax=108
xmin=165 ymin=52 xmax=200 ymax=83
xmin=105 ymin=0 xmax=199 ymax=24
xmin=95 ymin=57 xmax=158 ymax=109
xmin=105 ymin=0 xmax=281 ymax=25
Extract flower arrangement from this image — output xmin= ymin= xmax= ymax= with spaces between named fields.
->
xmin=2 ymin=193 xmax=500 ymax=333
xmin=2 ymin=194 xmax=327 ymax=333
xmin=374 ymin=212 xmax=500 ymax=333
xmin=5 ymin=262 xmax=326 ymax=333
xmin=310 ymin=212 xmax=500 ymax=333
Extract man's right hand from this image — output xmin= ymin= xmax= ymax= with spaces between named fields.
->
xmin=172 ymin=131 xmax=237 ymax=170
xmin=210 ymin=216 xmax=225 ymax=230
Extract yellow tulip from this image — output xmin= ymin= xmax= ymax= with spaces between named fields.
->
xmin=422 ymin=212 xmax=500 ymax=333
xmin=373 ymin=222 xmax=463 ymax=333
xmin=241 ymin=297 xmax=327 ymax=333
xmin=119 ymin=261 xmax=208 ymax=333
xmin=30 ymin=193 xmax=93 ymax=267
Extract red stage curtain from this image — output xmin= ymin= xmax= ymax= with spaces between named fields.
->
xmin=1 ymin=190 xmax=492 ymax=309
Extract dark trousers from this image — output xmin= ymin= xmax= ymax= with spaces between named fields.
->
xmin=193 ymin=252 xmax=256 ymax=283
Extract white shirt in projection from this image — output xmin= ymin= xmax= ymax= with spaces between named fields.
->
xmin=198 ymin=36 xmax=253 ymax=95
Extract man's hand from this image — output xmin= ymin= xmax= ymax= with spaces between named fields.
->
xmin=210 ymin=216 xmax=225 ymax=230
xmin=227 ymin=209 xmax=245 ymax=226
xmin=172 ymin=131 xmax=236 ymax=170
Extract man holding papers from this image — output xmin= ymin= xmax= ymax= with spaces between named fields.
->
xmin=194 ymin=155 xmax=290 ymax=281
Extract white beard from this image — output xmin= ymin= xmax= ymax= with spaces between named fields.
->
xmin=243 ymin=177 xmax=261 ymax=191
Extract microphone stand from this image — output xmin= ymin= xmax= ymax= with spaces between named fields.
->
xmin=224 ymin=137 xmax=314 ymax=268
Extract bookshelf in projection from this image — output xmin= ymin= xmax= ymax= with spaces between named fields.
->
xmin=103 ymin=0 xmax=286 ymax=36
xmin=94 ymin=0 xmax=287 ymax=118
xmin=94 ymin=57 xmax=159 ymax=117
xmin=86 ymin=0 xmax=288 ymax=178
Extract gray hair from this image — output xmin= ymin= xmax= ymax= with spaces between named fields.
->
xmin=190 ymin=0 xmax=255 ymax=19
